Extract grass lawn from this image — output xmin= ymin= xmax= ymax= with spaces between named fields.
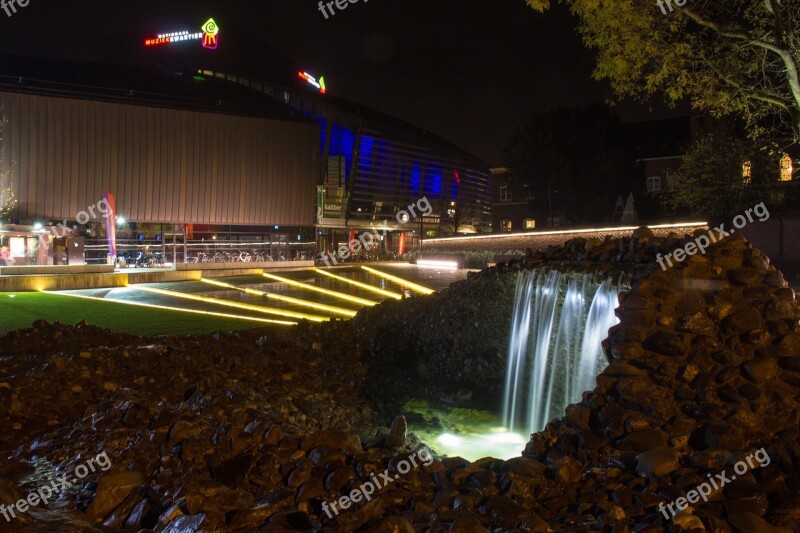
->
xmin=0 ymin=292 xmax=289 ymax=336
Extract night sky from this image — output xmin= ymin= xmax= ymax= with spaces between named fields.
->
xmin=0 ymin=0 xmax=683 ymax=164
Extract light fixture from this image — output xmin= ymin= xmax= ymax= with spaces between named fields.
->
xmin=130 ymin=286 xmax=330 ymax=322
xmin=200 ymin=278 xmax=357 ymax=318
xmin=313 ymin=268 xmax=403 ymax=300
xmin=40 ymin=290 xmax=297 ymax=326
xmin=360 ymin=266 xmax=435 ymax=295
xmin=417 ymin=259 xmax=459 ymax=270
xmin=33 ymin=223 xmax=43 ymax=230
xmin=116 ymin=216 xmax=126 ymax=225
xmin=262 ymin=273 xmax=378 ymax=306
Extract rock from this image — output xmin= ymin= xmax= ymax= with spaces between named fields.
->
xmin=643 ymin=331 xmax=688 ymax=357
xmin=162 ymin=514 xmax=206 ymax=533
xmin=385 ymin=415 xmax=407 ymax=449
xmin=554 ymin=457 xmax=582 ymax=483
xmin=636 ymin=447 xmax=680 ymax=477
xmin=87 ymin=470 xmax=146 ymax=520
xmin=727 ymin=510 xmax=779 ymax=533
xmin=301 ymin=430 xmax=362 ymax=452
xmin=370 ymin=516 xmax=416 ymax=532
xmin=450 ymin=515 xmax=489 ymax=532
xmin=672 ymin=513 xmax=706 ymax=530
xmin=742 ymin=359 xmax=779 ymax=382
xmin=212 ymin=451 xmax=253 ymax=487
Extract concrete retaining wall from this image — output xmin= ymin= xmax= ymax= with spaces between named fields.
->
xmin=0 ymin=265 xmax=116 ymax=276
xmin=0 ymin=262 xmax=318 ymax=292
xmin=0 ymin=274 xmax=129 ymax=292
xmin=421 ymin=223 xmax=708 ymax=255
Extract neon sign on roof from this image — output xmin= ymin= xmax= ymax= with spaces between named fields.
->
xmin=299 ymin=71 xmax=327 ymax=94
xmin=145 ymin=18 xmax=219 ymax=49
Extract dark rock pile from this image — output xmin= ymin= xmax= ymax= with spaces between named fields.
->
xmin=0 ymin=228 xmax=797 ymax=532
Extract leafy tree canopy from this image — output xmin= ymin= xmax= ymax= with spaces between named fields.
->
xmin=524 ymin=0 xmax=800 ymax=141
xmin=666 ymin=133 xmax=781 ymax=217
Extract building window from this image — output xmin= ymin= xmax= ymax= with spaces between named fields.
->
xmin=743 ymin=161 xmax=752 ymax=184
xmin=646 ymin=176 xmax=662 ymax=193
xmin=500 ymin=185 xmax=511 ymax=202
xmin=524 ymin=219 xmax=536 ymax=230
xmin=522 ymin=184 xmax=534 ymax=199
xmin=500 ymin=220 xmax=512 ymax=232
xmin=780 ymin=154 xmax=793 ymax=181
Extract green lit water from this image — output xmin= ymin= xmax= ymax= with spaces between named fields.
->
xmin=403 ymin=400 xmax=528 ymax=462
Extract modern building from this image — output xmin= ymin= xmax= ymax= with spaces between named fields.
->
xmin=0 ymin=16 xmax=492 ymax=264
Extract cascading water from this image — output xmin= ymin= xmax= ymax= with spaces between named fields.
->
xmin=502 ymin=269 xmax=619 ymax=435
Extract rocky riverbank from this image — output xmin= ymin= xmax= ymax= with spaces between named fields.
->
xmin=0 ymin=228 xmax=798 ymax=532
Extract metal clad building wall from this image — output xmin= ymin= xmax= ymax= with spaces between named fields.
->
xmin=1 ymin=91 xmax=319 ymax=226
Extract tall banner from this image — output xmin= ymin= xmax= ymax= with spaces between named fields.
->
xmin=102 ymin=192 xmax=117 ymax=259
xmin=348 ymin=228 xmax=356 ymax=256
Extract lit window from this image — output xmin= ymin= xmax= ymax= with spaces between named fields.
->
xmin=500 ymin=186 xmax=511 ymax=202
xmin=780 ymin=154 xmax=793 ymax=181
xmin=501 ymin=220 xmax=512 ymax=232
xmin=743 ymin=161 xmax=752 ymax=184
xmin=524 ymin=219 xmax=536 ymax=230
xmin=646 ymin=176 xmax=662 ymax=193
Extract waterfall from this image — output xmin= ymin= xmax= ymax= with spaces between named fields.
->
xmin=502 ymin=270 xmax=619 ymax=435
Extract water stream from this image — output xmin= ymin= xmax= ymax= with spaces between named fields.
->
xmin=502 ymin=270 xmax=619 ymax=435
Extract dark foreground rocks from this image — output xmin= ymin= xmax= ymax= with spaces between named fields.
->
xmin=0 ymin=229 xmax=798 ymax=531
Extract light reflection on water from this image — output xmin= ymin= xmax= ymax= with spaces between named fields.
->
xmin=403 ymin=400 xmax=528 ymax=462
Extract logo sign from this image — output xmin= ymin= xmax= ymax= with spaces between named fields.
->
xmin=144 ymin=17 xmax=219 ymax=49
xmin=201 ymin=18 xmax=219 ymax=49
xmin=299 ymin=71 xmax=327 ymax=94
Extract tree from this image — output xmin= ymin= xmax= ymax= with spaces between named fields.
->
xmin=0 ymin=117 xmax=15 ymax=223
xmin=666 ymin=133 xmax=781 ymax=217
xmin=524 ymin=0 xmax=800 ymax=142
xmin=503 ymin=104 xmax=632 ymax=225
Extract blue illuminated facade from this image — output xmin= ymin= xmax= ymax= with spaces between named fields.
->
xmin=200 ymin=69 xmax=493 ymax=253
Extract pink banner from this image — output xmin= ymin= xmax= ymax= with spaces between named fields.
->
xmin=102 ymin=192 xmax=117 ymax=259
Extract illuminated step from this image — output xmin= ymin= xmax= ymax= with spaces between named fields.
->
xmin=130 ymin=285 xmax=329 ymax=322
xmin=313 ymin=268 xmax=403 ymax=300
xmin=200 ymin=278 xmax=357 ymax=318
xmin=261 ymin=273 xmax=378 ymax=307
xmin=41 ymin=290 xmax=297 ymax=326
xmin=360 ymin=266 xmax=435 ymax=295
